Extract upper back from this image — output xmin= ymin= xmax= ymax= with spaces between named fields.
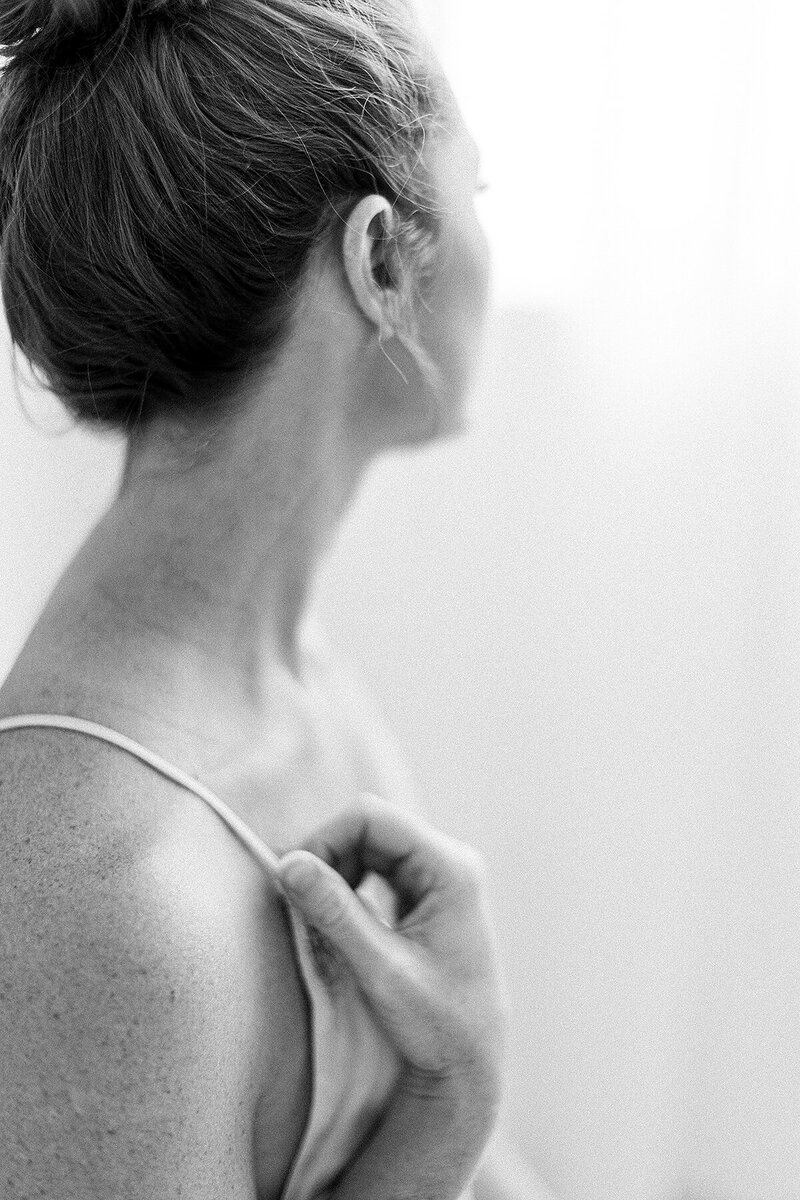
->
xmin=0 ymin=727 xmax=310 ymax=1199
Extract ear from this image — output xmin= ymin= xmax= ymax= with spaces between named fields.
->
xmin=342 ymin=194 xmax=403 ymax=331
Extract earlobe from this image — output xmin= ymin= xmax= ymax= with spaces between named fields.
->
xmin=342 ymin=194 xmax=397 ymax=329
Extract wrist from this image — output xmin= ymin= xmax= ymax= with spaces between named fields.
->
xmin=397 ymin=1059 xmax=504 ymax=1151
xmin=399 ymin=1045 xmax=505 ymax=1111
xmin=328 ymin=1072 xmax=500 ymax=1200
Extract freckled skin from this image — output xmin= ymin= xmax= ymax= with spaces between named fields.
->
xmin=0 ymin=645 xmax=412 ymax=1200
xmin=0 ymin=729 xmax=313 ymax=1199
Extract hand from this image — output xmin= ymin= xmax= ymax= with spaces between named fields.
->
xmin=275 ymin=793 xmax=508 ymax=1192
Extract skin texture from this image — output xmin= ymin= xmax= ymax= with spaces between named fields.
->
xmin=0 ymin=98 xmax=552 ymax=1197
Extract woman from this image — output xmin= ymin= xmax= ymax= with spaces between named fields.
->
xmin=0 ymin=0 xmax=540 ymax=1195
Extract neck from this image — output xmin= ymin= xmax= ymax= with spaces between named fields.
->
xmin=3 ymin=395 xmax=369 ymax=771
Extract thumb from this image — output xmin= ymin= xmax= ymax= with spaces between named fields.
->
xmin=276 ymin=850 xmax=401 ymax=989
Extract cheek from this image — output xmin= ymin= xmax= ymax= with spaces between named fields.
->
xmin=470 ymin=222 xmax=492 ymax=325
xmin=430 ymin=216 xmax=491 ymax=387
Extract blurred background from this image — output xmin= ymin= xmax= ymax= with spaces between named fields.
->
xmin=2 ymin=1 xmax=799 ymax=1197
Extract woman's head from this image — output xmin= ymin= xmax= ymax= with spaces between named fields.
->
xmin=0 ymin=0 xmax=486 ymax=439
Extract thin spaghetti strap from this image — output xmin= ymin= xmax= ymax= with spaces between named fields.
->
xmin=0 ymin=713 xmax=282 ymax=875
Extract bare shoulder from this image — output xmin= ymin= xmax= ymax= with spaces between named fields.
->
xmin=0 ymin=728 xmax=302 ymax=1199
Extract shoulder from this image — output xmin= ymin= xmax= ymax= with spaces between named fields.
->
xmin=0 ymin=721 xmax=281 ymax=923
xmin=0 ymin=727 xmax=296 ymax=1196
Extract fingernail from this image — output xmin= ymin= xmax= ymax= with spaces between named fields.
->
xmin=278 ymin=853 xmax=318 ymax=892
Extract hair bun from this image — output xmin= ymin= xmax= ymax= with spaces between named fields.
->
xmin=0 ymin=0 xmax=203 ymax=61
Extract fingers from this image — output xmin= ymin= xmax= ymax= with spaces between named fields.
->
xmin=275 ymin=848 xmax=410 ymax=999
xmin=274 ymin=797 xmax=501 ymax=1080
xmin=295 ymin=793 xmax=480 ymax=906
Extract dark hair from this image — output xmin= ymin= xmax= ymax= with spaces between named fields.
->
xmin=0 ymin=0 xmax=446 ymax=431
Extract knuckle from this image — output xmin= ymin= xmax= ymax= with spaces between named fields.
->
xmin=344 ymin=791 xmax=383 ymax=829
xmin=358 ymin=790 xmax=395 ymax=819
xmin=454 ymin=841 xmax=488 ymax=885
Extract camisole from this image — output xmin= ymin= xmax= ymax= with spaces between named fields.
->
xmin=0 ymin=713 xmax=479 ymax=1200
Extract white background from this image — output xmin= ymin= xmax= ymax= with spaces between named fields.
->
xmin=3 ymin=3 xmax=800 ymax=1197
